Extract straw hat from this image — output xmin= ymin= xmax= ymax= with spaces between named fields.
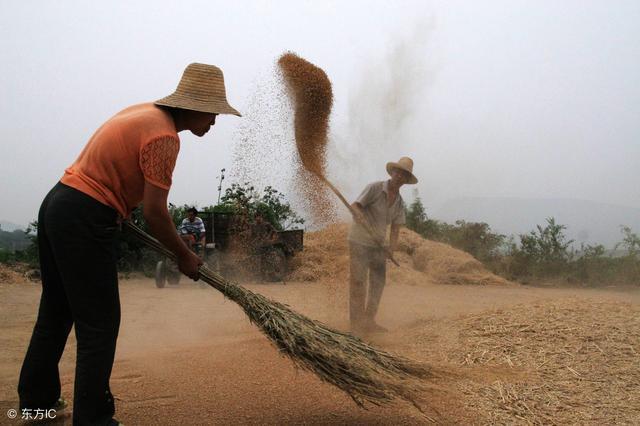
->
xmin=386 ymin=157 xmax=418 ymax=184
xmin=155 ymin=63 xmax=241 ymax=116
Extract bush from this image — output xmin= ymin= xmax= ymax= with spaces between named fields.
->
xmin=443 ymin=220 xmax=506 ymax=263
xmin=503 ymin=222 xmax=640 ymax=286
xmin=405 ymin=198 xmax=505 ymax=263
xmin=403 ymin=199 xmax=639 ymax=287
xmin=616 ymin=226 xmax=640 ymax=257
xmin=211 ymin=183 xmax=304 ymax=231
xmin=405 ymin=197 xmax=443 ymax=240
xmin=516 ymin=217 xmax=574 ymax=276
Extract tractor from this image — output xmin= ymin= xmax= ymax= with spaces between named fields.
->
xmin=155 ymin=211 xmax=303 ymax=287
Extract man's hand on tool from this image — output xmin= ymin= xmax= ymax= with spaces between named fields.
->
xmin=351 ymin=206 xmax=368 ymax=227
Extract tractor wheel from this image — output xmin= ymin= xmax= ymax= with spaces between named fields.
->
xmin=155 ymin=260 xmax=167 ymax=288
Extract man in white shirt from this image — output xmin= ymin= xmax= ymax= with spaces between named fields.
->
xmin=348 ymin=157 xmax=418 ymax=334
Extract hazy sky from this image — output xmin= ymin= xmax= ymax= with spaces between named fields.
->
xmin=1 ymin=0 xmax=639 ymax=227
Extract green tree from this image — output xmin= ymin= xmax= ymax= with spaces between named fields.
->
xmin=406 ymin=197 xmax=427 ymax=231
xmin=616 ymin=225 xmax=640 ymax=257
xmin=212 ymin=183 xmax=304 ymax=231
xmin=404 ymin=197 xmax=443 ymax=239
xmin=446 ymin=220 xmax=506 ymax=262
xmin=518 ymin=217 xmax=573 ymax=275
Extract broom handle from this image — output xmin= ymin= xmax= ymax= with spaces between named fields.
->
xmin=122 ymin=221 xmax=237 ymax=296
xmin=316 ymin=175 xmax=400 ymax=267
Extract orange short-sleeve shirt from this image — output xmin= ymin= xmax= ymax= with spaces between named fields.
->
xmin=60 ymin=103 xmax=180 ymax=218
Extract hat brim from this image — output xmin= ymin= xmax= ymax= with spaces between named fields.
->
xmin=154 ymin=94 xmax=241 ymax=117
xmin=386 ymin=162 xmax=418 ymax=184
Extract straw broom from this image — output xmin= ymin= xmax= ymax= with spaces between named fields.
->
xmin=124 ymin=221 xmax=431 ymax=410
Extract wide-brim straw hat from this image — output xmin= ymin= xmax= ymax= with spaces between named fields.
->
xmin=386 ymin=156 xmax=418 ymax=184
xmin=155 ymin=63 xmax=241 ymax=116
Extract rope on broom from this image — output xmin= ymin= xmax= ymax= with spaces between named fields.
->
xmin=123 ymin=221 xmax=432 ymax=411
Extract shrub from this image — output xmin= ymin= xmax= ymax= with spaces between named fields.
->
xmin=211 ymin=183 xmax=304 ymax=231
xmin=404 ymin=198 xmax=505 ymax=263
xmin=516 ymin=217 xmax=573 ymax=276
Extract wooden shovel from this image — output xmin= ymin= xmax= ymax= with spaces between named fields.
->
xmin=315 ymin=174 xmax=400 ymax=267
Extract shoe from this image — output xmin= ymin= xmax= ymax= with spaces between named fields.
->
xmin=108 ymin=419 xmax=124 ymax=426
xmin=50 ymin=397 xmax=67 ymax=412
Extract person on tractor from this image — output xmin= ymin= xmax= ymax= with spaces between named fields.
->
xmin=179 ymin=207 xmax=206 ymax=256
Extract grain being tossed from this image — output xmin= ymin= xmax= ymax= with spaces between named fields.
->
xmin=277 ymin=52 xmax=336 ymax=224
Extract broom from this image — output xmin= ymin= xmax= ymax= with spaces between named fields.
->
xmin=123 ymin=221 xmax=430 ymax=409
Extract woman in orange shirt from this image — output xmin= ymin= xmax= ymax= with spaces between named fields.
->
xmin=18 ymin=63 xmax=240 ymax=425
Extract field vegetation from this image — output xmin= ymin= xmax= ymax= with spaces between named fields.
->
xmin=405 ymin=197 xmax=640 ymax=286
xmin=2 ymin=194 xmax=638 ymax=286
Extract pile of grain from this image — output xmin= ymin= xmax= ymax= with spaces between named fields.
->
xmin=0 ymin=263 xmax=31 ymax=284
xmin=407 ymin=299 xmax=640 ymax=424
xmin=278 ymin=52 xmax=336 ymax=224
xmin=289 ymin=223 xmax=511 ymax=286
xmin=288 ymin=223 xmax=349 ymax=282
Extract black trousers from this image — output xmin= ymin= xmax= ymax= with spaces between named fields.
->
xmin=18 ymin=182 xmax=120 ymax=425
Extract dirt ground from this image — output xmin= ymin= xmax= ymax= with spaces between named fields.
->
xmin=1 ymin=277 xmax=639 ymax=425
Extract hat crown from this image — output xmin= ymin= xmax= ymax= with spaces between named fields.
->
xmin=174 ymin=63 xmax=227 ymax=101
xmin=396 ymin=157 xmax=414 ymax=173
xmin=154 ymin=62 xmax=241 ymax=116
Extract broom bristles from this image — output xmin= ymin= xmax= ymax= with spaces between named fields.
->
xmin=124 ymin=222 xmax=432 ymax=409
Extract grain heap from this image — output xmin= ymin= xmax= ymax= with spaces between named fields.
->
xmin=290 ymin=224 xmax=512 ymax=287
xmin=407 ymin=299 xmax=640 ymax=424
xmin=0 ymin=263 xmax=30 ymax=284
xmin=278 ymin=52 xmax=336 ymax=224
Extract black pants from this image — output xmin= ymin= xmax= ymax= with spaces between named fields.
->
xmin=18 ymin=182 xmax=120 ymax=425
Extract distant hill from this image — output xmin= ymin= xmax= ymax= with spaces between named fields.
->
xmin=0 ymin=224 xmax=30 ymax=251
xmin=435 ymin=198 xmax=640 ymax=249
xmin=0 ymin=220 xmax=26 ymax=232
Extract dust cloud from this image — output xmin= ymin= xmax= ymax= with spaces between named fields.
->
xmin=231 ymin=26 xmax=433 ymax=227
xmin=329 ymin=23 xmax=433 ymax=202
